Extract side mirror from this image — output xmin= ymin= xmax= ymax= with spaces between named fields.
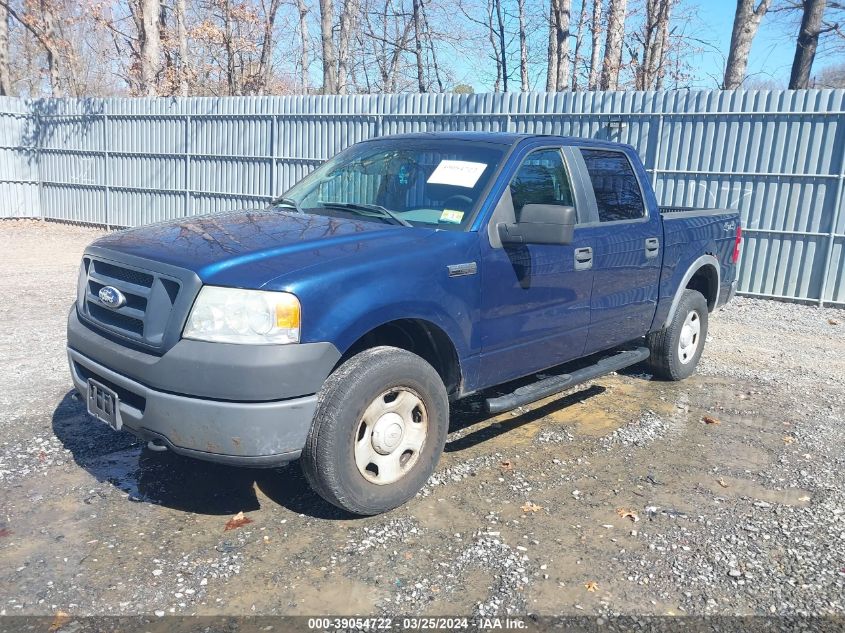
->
xmin=497 ymin=204 xmax=576 ymax=245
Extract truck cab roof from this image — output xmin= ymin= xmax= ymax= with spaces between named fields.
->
xmin=363 ymin=131 xmax=632 ymax=151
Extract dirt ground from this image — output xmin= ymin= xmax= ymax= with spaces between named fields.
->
xmin=1 ymin=219 xmax=844 ymax=619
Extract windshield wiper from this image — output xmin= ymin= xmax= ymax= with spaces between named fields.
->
xmin=271 ymin=196 xmax=305 ymax=214
xmin=319 ymin=202 xmax=412 ymax=227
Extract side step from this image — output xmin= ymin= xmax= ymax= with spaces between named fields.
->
xmin=485 ymin=347 xmax=650 ymax=414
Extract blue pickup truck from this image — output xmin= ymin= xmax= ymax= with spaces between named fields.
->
xmin=67 ymin=132 xmax=741 ymax=514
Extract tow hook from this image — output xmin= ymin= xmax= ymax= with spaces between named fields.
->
xmin=146 ymin=439 xmax=168 ymax=452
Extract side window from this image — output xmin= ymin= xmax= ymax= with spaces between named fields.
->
xmin=509 ymin=149 xmax=574 ymax=221
xmin=580 ymin=149 xmax=645 ymax=222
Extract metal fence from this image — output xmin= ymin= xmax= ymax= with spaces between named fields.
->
xmin=1 ymin=90 xmax=843 ymax=306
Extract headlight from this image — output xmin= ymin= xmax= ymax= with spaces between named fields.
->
xmin=183 ymin=286 xmax=301 ymax=345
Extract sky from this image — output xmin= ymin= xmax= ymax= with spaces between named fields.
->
xmin=691 ymin=0 xmax=797 ymax=88
xmin=452 ymin=0 xmax=822 ymax=92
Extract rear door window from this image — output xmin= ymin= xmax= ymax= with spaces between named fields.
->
xmin=580 ymin=149 xmax=645 ymax=222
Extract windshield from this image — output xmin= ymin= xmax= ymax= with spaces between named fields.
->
xmin=276 ymin=138 xmax=506 ymax=230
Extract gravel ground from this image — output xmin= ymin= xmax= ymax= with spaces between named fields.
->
xmin=1 ymin=219 xmax=844 ymax=620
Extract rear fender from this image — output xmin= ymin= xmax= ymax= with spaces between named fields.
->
xmin=661 ymin=254 xmax=720 ymax=328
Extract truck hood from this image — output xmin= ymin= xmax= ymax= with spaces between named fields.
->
xmin=91 ymin=208 xmax=435 ymax=287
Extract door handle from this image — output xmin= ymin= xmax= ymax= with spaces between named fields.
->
xmin=574 ymin=247 xmax=593 ymax=270
xmin=645 ymin=237 xmax=660 ymax=259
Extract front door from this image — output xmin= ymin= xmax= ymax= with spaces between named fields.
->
xmin=478 ymin=146 xmax=594 ymax=388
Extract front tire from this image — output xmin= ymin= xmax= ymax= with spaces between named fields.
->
xmin=646 ymin=289 xmax=709 ymax=381
xmin=301 ymin=346 xmax=449 ymax=515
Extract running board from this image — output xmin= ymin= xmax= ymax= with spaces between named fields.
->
xmin=484 ymin=347 xmax=650 ymax=414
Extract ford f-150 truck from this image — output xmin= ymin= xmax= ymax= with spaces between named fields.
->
xmin=67 ymin=132 xmax=741 ymax=515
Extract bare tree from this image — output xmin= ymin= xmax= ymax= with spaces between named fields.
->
xmin=1 ymin=0 xmax=65 ymax=94
xmin=486 ymin=0 xmax=503 ymax=90
xmin=634 ymin=0 xmax=671 ymax=90
xmin=320 ymin=0 xmax=337 ymax=91
xmin=518 ymin=0 xmax=529 ymax=91
xmin=254 ymin=0 xmax=283 ymax=93
xmin=134 ymin=0 xmax=161 ymax=95
xmin=571 ymin=0 xmax=588 ymax=89
xmin=723 ymin=0 xmax=771 ymax=89
xmin=494 ymin=0 xmax=507 ymax=91
xmin=174 ymin=0 xmax=189 ymax=94
xmin=600 ymin=0 xmax=626 ymax=89
xmin=412 ymin=0 xmax=426 ymax=91
xmin=336 ymin=0 xmax=361 ymax=92
xmin=0 ymin=2 xmax=10 ymax=95
xmin=789 ymin=0 xmax=832 ymax=88
xmin=296 ymin=0 xmax=311 ymax=90
xmin=546 ymin=0 xmax=571 ymax=91
xmin=588 ymin=0 xmax=602 ymax=89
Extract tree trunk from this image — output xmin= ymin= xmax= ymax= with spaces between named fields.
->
xmin=296 ymin=0 xmax=310 ymax=91
xmin=336 ymin=0 xmax=359 ymax=93
xmin=588 ymin=0 xmax=602 ymax=90
xmin=518 ymin=0 xmax=529 ymax=91
xmin=722 ymin=0 xmax=770 ymax=89
xmin=654 ymin=1 xmax=670 ymax=89
xmin=789 ymin=0 xmax=827 ymax=89
xmin=421 ymin=0 xmax=443 ymax=92
xmin=546 ymin=1 xmax=557 ymax=91
xmin=600 ymin=0 xmax=626 ymax=90
xmin=554 ymin=0 xmax=571 ymax=90
xmin=412 ymin=0 xmax=426 ymax=92
xmin=39 ymin=0 xmax=63 ymax=95
xmin=175 ymin=0 xmax=188 ymax=95
xmin=572 ymin=0 xmax=587 ymax=90
xmin=0 ymin=2 xmax=10 ymax=95
xmin=640 ymin=0 xmax=670 ymax=90
xmin=488 ymin=0 xmax=502 ymax=91
xmin=257 ymin=0 xmax=282 ymax=94
xmin=138 ymin=0 xmax=160 ymax=96
xmin=319 ymin=0 xmax=337 ymax=92
xmin=495 ymin=0 xmax=508 ymax=92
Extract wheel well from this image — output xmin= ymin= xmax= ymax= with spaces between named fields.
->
xmin=339 ymin=319 xmax=462 ymax=396
xmin=686 ymin=264 xmax=719 ymax=312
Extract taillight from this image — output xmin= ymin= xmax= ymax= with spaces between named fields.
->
xmin=732 ymin=225 xmax=742 ymax=264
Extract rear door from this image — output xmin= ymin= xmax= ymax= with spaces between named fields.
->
xmin=577 ymin=147 xmax=662 ymax=355
xmin=478 ymin=143 xmax=595 ymax=387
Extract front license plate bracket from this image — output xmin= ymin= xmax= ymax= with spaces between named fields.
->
xmin=86 ymin=378 xmax=122 ymax=431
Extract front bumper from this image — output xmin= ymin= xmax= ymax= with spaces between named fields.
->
xmin=67 ymin=307 xmax=341 ymax=466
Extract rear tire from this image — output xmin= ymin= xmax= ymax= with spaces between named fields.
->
xmin=300 ymin=346 xmax=449 ymax=515
xmin=646 ymin=289 xmax=709 ymax=381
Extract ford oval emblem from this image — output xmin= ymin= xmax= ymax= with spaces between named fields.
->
xmin=98 ymin=286 xmax=126 ymax=309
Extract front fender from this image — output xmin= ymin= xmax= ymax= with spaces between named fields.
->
xmin=271 ymin=231 xmax=482 ymax=360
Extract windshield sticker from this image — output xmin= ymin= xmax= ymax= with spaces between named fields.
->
xmin=427 ymin=160 xmax=488 ymax=188
xmin=439 ymin=209 xmax=465 ymax=224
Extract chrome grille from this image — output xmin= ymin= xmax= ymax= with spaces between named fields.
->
xmin=80 ymin=255 xmax=188 ymax=350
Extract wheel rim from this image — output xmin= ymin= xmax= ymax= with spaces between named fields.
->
xmin=677 ymin=309 xmax=701 ymax=364
xmin=354 ymin=387 xmax=428 ymax=485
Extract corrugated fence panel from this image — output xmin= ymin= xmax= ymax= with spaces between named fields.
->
xmin=0 ymin=90 xmax=843 ymax=305
xmin=0 ymin=97 xmax=38 ymax=217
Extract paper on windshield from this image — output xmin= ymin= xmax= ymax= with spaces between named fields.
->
xmin=427 ymin=160 xmax=488 ymax=188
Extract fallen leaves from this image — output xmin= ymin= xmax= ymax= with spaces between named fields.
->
xmin=49 ymin=612 xmax=70 ymax=632
xmin=783 ymin=436 xmax=796 ymax=445
xmin=224 ymin=511 xmax=253 ymax=532
xmin=828 ymin=319 xmax=839 ymax=326
xmin=616 ymin=508 xmax=640 ymax=523
xmin=702 ymin=416 xmax=721 ymax=425
xmin=717 ymin=478 xmax=730 ymax=488
xmin=521 ymin=501 xmax=543 ymax=513
xmin=0 ymin=527 xmax=11 ymax=538
xmin=500 ymin=460 xmax=514 ymax=473
xmin=584 ymin=581 xmax=599 ymax=592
